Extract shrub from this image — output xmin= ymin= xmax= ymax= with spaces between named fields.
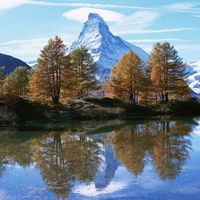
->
xmin=83 ymin=97 xmax=120 ymax=107
xmin=169 ymin=97 xmax=200 ymax=114
xmin=0 ymin=106 xmax=19 ymax=123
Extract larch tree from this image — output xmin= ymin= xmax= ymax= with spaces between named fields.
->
xmin=148 ymin=42 xmax=189 ymax=102
xmin=70 ymin=46 xmax=99 ymax=98
xmin=107 ymin=62 xmax=124 ymax=100
xmin=139 ymin=67 xmax=153 ymax=106
xmin=59 ymin=55 xmax=78 ymax=99
xmin=108 ymin=50 xmax=144 ymax=104
xmin=29 ymin=36 xmax=72 ymax=104
xmin=3 ymin=66 xmax=29 ymax=96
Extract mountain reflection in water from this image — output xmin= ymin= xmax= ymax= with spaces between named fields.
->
xmin=0 ymin=117 xmax=200 ymax=200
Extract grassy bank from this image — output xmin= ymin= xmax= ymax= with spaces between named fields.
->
xmin=1 ymin=96 xmax=200 ymax=124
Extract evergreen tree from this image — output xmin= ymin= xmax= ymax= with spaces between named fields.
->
xmin=70 ymin=46 xmax=99 ymax=98
xmin=148 ymin=42 xmax=189 ymax=102
xmin=29 ymin=36 xmax=71 ymax=104
xmin=3 ymin=66 xmax=29 ymax=96
xmin=108 ymin=50 xmax=144 ymax=104
xmin=171 ymin=78 xmax=190 ymax=99
xmin=0 ymin=66 xmax=5 ymax=95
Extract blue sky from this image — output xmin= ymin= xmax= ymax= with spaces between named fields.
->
xmin=0 ymin=0 xmax=200 ymax=63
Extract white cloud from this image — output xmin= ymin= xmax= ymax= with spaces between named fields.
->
xmin=127 ymin=38 xmax=187 ymax=43
xmin=110 ymin=11 xmax=160 ymax=34
xmin=164 ymin=2 xmax=200 ymax=12
xmin=115 ymin=27 xmax=196 ymax=35
xmin=0 ymin=37 xmax=49 ymax=61
xmin=0 ymin=38 xmax=48 ymax=47
xmin=129 ymin=11 xmax=159 ymax=26
xmin=0 ymin=34 xmax=77 ymax=61
xmin=73 ymin=181 xmax=127 ymax=197
xmin=191 ymin=123 xmax=200 ymax=136
xmin=27 ymin=1 xmax=153 ymax=10
xmin=62 ymin=8 xmax=124 ymax=22
xmin=0 ymin=0 xmax=30 ymax=11
xmin=164 ymin=2 xmax=200 ymax=19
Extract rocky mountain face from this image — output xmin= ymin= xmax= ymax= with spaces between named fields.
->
xmin=70 ymin=13 xmax=149 ymax=80
xmin=186 ymin=61 xmax=200 ymax=95
xmin=0 ymin=53 xmax=31 ymax=75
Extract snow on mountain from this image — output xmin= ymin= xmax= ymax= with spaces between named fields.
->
xmin=186 ymin=61 xmax=200 ymax=94
xmin=70 ymin=13 xmax=149 ymax=79
xmin=189 ymin=61 xmax=200 ymax=73
xmin=24 ymin=12 xmax=200 ymax=97
xmin=26 ymin=60 xmax=37 ymax=68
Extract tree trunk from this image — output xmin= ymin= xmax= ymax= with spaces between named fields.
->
xmin=53 ymin=95 xmax=60 ymax=104
xmin=129 ymin=93 xmax=136 ymax=104
xmin=129 ymin=93 xmax=133 ymax=103
xmin=161 ymin=93 xmax=164 ymax=100
xmin=165 ymin=92 xmax=169 ymax=102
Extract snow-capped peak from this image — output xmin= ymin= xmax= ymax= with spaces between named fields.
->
xmin=87 ymin=13 xmax=109 ymax=33
xmin=70 ymin=13 xmax=149 ymax=73
xmin=70 ymin=13 xmax=109 ymax=63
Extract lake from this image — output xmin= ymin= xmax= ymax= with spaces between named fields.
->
xmin=0 ymin=116 xmax=200 ymax=200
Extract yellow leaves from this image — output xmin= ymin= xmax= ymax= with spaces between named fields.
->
xmin=108 ymin=50 xmax=144 ymax=103
xmin=28 ymin=36 xmax=75 ymax=103
xmin=148 ymin=42 xmax=188 ymax=102
xmin=28 ymin=68 xmax=48 ymax=100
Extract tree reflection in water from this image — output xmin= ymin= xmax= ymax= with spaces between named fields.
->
xmin=151 ymin=121 xmax=192 ymax=180
xmin=109 ymin=120 xmax=192 ymax=180
xmin=0 ymin=127 xmax=33 ymax=168
xmin=108 ymin=125 xmax=149 ymax=177
xmin=0 ymin=118 xmax=194 ymax=199
xmin=31 ymin=131 xmax=101 ymax=199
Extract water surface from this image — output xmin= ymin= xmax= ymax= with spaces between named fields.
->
xmin=0 ymin=117 xmax=200 ymax=199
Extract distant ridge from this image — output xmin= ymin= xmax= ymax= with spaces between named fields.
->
xmin=0 ymin=53 xmax=31 ymax=75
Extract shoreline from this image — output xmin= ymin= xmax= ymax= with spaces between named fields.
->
xmin=1 ymin=97 xmax=200 ymax=124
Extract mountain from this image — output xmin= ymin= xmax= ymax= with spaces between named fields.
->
xmin=94 ymin=145 xmax=120 ymax=189
xmin=26 ymin=60 xmax=37 ymax=69
xmin=70 ymin=13 xmax=149 ymax=79
xmin=70 ymin=13 xmax=200 ymax=96
xmin=0 ymin=53 xmax=31 ymax=75
xmin=186 ymin=61 xmax=200 ymax=95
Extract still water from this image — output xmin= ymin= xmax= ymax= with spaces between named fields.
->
xmin=0 ymin=117 xmax=200 ymax=200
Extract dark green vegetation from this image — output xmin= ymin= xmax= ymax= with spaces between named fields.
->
xmin=1 ymin=96 xmax=200 ymax=123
